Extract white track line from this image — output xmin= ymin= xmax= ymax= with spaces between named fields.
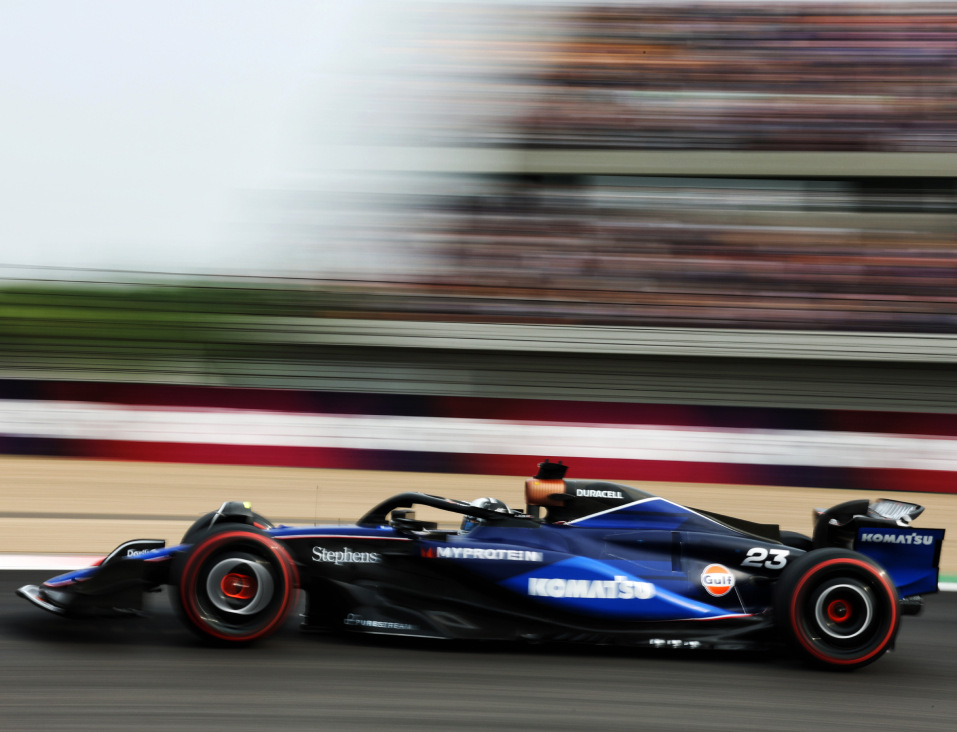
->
xmin=0 ymin=555 xmax=102 ymax=571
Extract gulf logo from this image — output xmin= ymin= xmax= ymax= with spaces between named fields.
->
xmin=700 ymin=564 xmax=735 ymax=597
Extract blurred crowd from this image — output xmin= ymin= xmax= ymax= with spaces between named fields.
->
xmin=338 ymin=177 xmax=957 ymax=332
xmin=311 ymin=1 xmax=957 ymax=333
xmin=383 ymin=1 xmax=957 ymax=151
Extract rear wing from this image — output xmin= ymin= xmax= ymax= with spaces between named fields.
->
xmin=813 ymin=498 xmax=944 ymax=597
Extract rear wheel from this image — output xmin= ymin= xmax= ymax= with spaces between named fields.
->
xmin=174 ymin=528 xmax=298 ymax=644
xmin=776 ymin=549 xmax=899 ymax=669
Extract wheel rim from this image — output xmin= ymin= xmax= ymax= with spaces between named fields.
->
xmin=205 ymin=557 xmax=274 ymax=616
xmin=221 ymin=572 xmax=256 ymax=600
xmin=179 ymin=531 xmax=298 ymax=642
xmin=813 ymin=582 xmax=873 ymax=640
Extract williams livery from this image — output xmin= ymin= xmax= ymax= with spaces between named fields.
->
xmin=17 ymin=461 xmax=945 ymax=669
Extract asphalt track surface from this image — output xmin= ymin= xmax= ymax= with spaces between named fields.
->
xmin=2 ymin=573 xmax=957 ymax=732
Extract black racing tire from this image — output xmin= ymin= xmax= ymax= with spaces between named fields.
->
xmin=173 ymin=527 xmax=298 ymax=644
xmin=775 ymin=548 xmax=899 ymax=670
xmin=181 ymin=510 xmax=274 ymax=545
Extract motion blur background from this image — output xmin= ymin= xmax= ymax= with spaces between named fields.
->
xmin=3 ymin=0 xmax=957 ymax=550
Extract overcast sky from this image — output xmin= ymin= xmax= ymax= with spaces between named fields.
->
xmin=0 ymin=1 xmax=403 ymax=278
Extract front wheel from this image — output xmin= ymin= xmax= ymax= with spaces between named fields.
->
xmin=174 ymin=528 xmax=298 ymax=644
xmin=775 ymin=548 xmax=899 ymax=669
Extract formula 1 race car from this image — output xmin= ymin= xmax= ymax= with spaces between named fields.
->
xmin=17 ymin=460 xmax=945 ymax=669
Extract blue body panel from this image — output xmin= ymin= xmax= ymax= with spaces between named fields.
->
xmin=854 ymin=527 xmax=945 ymax=596
xmin=500 ymin=556 xmax=746 ymax=620
xmin=567 ymin=497 xmax=742 ymax=534
xmin=269 ymin=526 xmax=404 ymax=540
xmin=44 ymin=545 xmax=182 ymax=587
xmin=410 ymin=498 xmax=782 ymax=622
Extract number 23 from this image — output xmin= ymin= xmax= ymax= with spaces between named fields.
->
xmin=741 ymin=547 xmax=789 ymax=569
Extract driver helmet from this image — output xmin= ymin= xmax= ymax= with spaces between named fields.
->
xmin=461 ymin=497 xmax=510 ymax=531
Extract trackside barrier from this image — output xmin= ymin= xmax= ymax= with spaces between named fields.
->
xmin=3 ymin=381 xmax=957 ymax=494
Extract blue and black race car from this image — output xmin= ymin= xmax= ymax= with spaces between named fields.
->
xmin=17 ymin=460 xmax=944 ymax=669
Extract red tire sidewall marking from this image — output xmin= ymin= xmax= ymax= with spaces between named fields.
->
xmin=181 ymin=530 xmax=298 ymax=642
xmin=789 ymin=557 xmax=898 ymax=666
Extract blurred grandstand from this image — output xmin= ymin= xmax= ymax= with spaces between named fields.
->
xmin=2 ymin=0 xmax=957 ymax=406
xmin=327 ymin=0 xmax=957 ymax=334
